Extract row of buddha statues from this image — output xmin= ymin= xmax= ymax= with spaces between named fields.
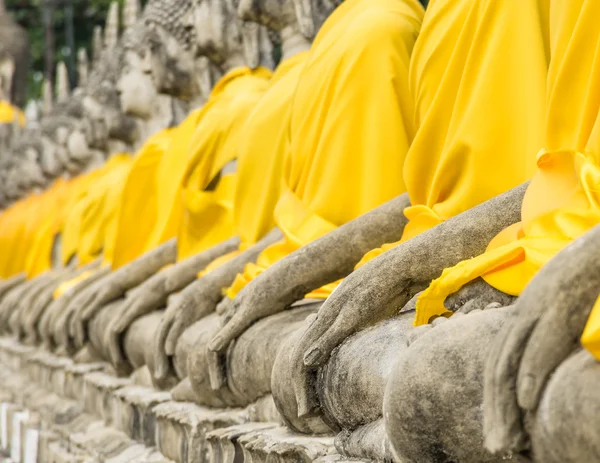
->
xmin=0 ymin=0 xmax=599 ymax=461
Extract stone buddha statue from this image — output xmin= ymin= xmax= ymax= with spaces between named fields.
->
xmin=142 ymin=0 xmax=345 ymax=405
xmin=117 ymin=23 xmax=188 ymax=147
xmin=165 ymin=0 xmax=550 ymax=460
xmin=68 ymin=0 xmax=280 ymax=378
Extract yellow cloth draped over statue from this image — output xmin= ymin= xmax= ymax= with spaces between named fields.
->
xmin=226 ymin=0 xmax=423 ymax=299
xmin=0 ymin=100 xmax=24 ymax=126
xmin=1 ymin=196 xmax=38 ymax=277
xmin=353 ymin=0 xmax=550 ymax=273
xmin=24 ymin=178 xmax=73 ymax=277
xmin=76 ymin=154 xmax=133 ymax=265
xmin=177 ymin=67 xmax=271 ymax=262
xmin=110 ymin=128 xmax=177 ymax=269
xmin=61 ymin=170 xmax=107 ymax=266
xmin=416 ymin=0 xmax=600 ymax=333
xmin=201 ymin=54 xmax=307 ymax=278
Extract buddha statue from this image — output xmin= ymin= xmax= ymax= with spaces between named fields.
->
xmin=146 ymin=0 xmax=423 ymax=416
xmin=74 ymin=0 xmax=280 ymax=377
xmin=117 ymin=23 xmax=188 ymax=147
xmin=171 ymin=0 xmax=550 ymax=459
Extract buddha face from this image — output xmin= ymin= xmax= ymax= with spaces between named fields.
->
xmin=83 ymin=83 xmax=139 ymax=146
xmin=117 ymin=50 xmax=157 ymax=120
xmin=146 ymin=26 xmax=197 ymax=100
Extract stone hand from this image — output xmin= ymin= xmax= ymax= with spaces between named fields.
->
xmin=483 ymin=224 xmax=600 ymax=455
xmin=0 ymin=273 xmax=26 ymax=301
xmin=69 ymin=239 xmax=177 ymax=347
xmin=208 ymin=195 xmax=412 ymax=358
xmin=3 ymin=275 xmax=52 ymax=337
xmin=106 ymin=237 xmax=239 ymax=367
xmin=289 ymin=184 xmax=528 ymax=417
xmin=40 ymin=265 xmax=110 ymax=348
xmin=155 ymin=230 xmax=283 ymax=382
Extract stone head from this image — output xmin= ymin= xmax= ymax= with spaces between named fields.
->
xmin=143 ymin=0 xmax=198 ymax=99
xmin=191 ymin=0 xmax=274 ymax=70
xmin=117 ymin=23 xmax=158 ymax=119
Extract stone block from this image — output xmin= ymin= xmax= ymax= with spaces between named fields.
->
xmin=64 ymin=363 xmax=108 ymax=401
xmin=242 ymin=427 xmax=336 ymax=462
xmin=153 ymin=401 xmax=248 ymax=463
xmin=82 ymin=372 xmax=131 ymax=423
xmin=112 ymin=385 xmax=172 ymax=446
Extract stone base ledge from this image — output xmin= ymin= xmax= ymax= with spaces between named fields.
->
xmin=0 ymin=337 xmax=360 ymax=463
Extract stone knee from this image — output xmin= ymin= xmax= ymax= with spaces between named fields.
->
xmin=529 ymin=349 xmax=600 ymax=462
xmin=186 ymin=304 xmax=321 ymax=409
xmin=272 ymin=312 xmax=415 ymax=444
xmin=384 ymin=308 xmax=517 ymax=463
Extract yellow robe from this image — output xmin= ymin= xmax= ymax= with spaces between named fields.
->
xmin=0 ymin=100 xmax=25 ymax=126
xmin=0 ymin=195 xmax=39 ymax=277
xmin=353 ymin=0 xmax=550 ymax=277
xmin=416 ymin=1 xmax=600 ymax=331
xmin=110 ymin=128 xmax=176 ymax=269
xmin=226 ymin=0 xmax=423 ymax=299
xmin=24 ymin=178 xmax=73 ymax=277
xmin=200 ymin=54 xmax=308 ymax=278
xmin=177 ymin=67 xmax=271 ymax=262
xmin=61 ymin=171 xmax=106 ymax=266
xmin=76 ymin=154 xmax=133 ymax=265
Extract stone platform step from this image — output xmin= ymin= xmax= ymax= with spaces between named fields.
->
xmin=0 ymin=338 xmax=364 ymax=463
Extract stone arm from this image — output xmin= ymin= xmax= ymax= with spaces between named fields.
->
xmin=153 ymin=227 xmax=284 ymax=381
xmin=0 ymin=273 xmax=53 ymax=334
xmin=22 ymin=259 xmax=102 ymax=345
xmin=10 ymin=269 xmax=70 ymax=339
xmin=106 ymin=236 xmax=241 ymax=366
xmin=483 ymin=223 xmax=600 ymax=456
xmin=287 ymin=183 xmax=528 ymax=417
xmin=208 ymin=194 xmax=412 ymax=355
xmin=41 ymin=265 xmax=111 ymax=349
xmin=0 ymin=273 xmax=26 ymax=301
xmin=68 ymin=238 xmax=177 ymax=347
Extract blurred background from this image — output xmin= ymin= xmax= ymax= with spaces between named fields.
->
xmin=4 ymin=0 xmax=147 ymax=103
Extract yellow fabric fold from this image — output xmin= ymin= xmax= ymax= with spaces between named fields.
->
xmin=76 ymin=154 xmax=133 ymax=265
xmin=24 ymin=178 xmax=73 ymax=277
xmin=61 ymin=171 xmax=105 ymax=266
xmin=177 ymin=67 xmax=271 ymax=261
xmin=226 ymin=0 xmax=423 ymax=299
xmin=416 ymin=0 xmax=600 ymax=331
xmin=110 ymin=128 xmax=175 ymax=269
xmin=0 ymin=100 xmax=24 ymax=126
xmin=197 ymin=55 xmax=307 ymax=280
xmin=233 ymin=53 xmax=308 ymax=248
xmin=353 ymin=0 xmax=550 ymax=279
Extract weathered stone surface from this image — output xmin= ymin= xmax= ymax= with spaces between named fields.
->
xmin=384 ymin=308 xmax=520 ymax=463
xmin=112 ymin=385 xmax=171 ymax=445
xmin=82 ymin=372 xmax=131 ymax=424
xmin=153 ymin=401 xmax=247 ymax=463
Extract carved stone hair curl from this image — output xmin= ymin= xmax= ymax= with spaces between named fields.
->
xmin=143 ymin=0 xmax=196 ymax=50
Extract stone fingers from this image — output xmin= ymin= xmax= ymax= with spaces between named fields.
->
xmin=154 ymin=310 xmax=176 ymax=381
xmin=165 ymin=316 xmax=185 ymax=356
xmin=517 ymin=299 xmax=594 ymax=412
xmin=107 ymin=319 xmax=126 ymax=368
xmin=291 ymin=301 xmax=344 ymax=418
xmin=483 ymin=309 xmax=535 ymax=455
xmin=208 ymin=295 xmax=277 ymax=353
